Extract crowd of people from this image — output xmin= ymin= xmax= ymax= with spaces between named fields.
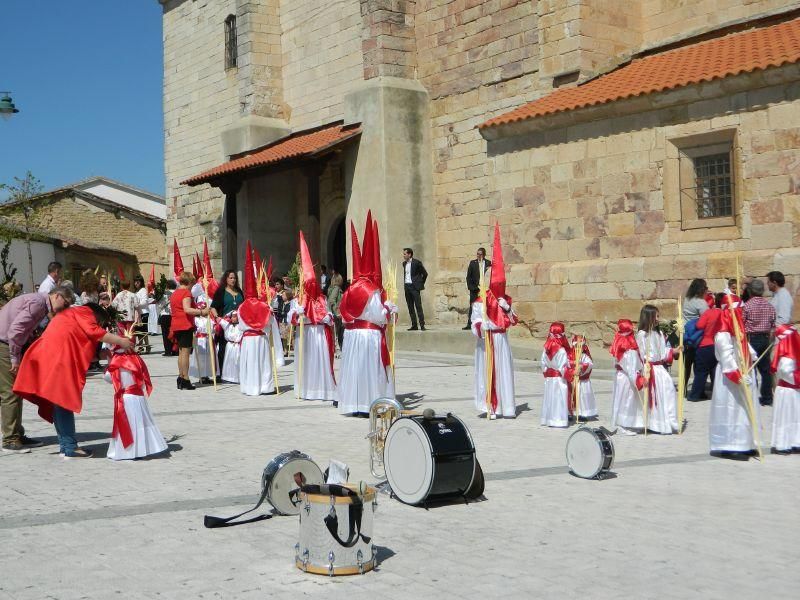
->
xmin=0 ymin=225 xmax=797 ymax=464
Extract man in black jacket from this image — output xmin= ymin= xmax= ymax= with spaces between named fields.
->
xmin=402 ymin=248 xmax=428 ymax=331
xmin=464 ymin=247 xmax=491 ymax=330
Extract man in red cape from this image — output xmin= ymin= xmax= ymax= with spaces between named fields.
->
xmin=469 ymin=222 xmax=518 ymax=419
xmin=286 ymin=231 xmax=337 ymax=401
xmin=14 ymin=304 xmax=132 ymax=458
xmin=337 ymin=211 xmax=398 ymax=415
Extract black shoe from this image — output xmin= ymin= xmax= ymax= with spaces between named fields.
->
xmin=63 ymin=447 xmax=93 ymax=459
xmin=462 ymin=325 xmax=471 ymax=330
xmin=178 ymin=377 xmax=196 ymax=390
xmin=20 ymin=436 xmax=44 ymax=448
xmin=771 ymin=448 xmax=792 ymax=455
xmin=333 ymin=401 xmax=339 ymax=408
xmin=408 ymin=326 xmax=419 ymax=331
xmin=176 ymin=376 xmax=182 ymax=390
xmin=760 ymin=400 xmax=773 ymax=406
xmin=201 ymin=377 xmax=213 ymax=385
xmin=710 ymin=451 xmax=750 ymax=461
xmin=420 ymin=325 xmax=426 ymax=331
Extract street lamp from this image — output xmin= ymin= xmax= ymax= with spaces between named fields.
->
xmin=0 ymin=92 xmax=20 ymax=120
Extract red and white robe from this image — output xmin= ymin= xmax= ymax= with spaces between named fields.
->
xmin=470 ymin=300 xmax=517 ymax=418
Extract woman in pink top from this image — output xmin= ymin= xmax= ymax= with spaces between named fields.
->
xmin=688 ymin=292 xmax=724 ymax=401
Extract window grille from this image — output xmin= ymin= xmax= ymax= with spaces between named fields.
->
xmin=692 ymin=152 xmax=733 ymax=218
xmin=225 ymin=15 xmax=237 ymax=70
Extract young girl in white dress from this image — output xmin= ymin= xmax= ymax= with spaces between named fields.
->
xmin=636 ymin=305 xmax=679 ymax=434
xmin=105 ymin=343 xmax=168 ymax=460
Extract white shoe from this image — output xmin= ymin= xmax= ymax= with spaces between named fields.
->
xmin=489 ymin=413 xmax=497 ymax=420
xmin=618 ymin=427 xmax=637 ymax=436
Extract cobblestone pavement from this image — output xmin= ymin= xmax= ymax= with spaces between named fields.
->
xmin=0 ymin=340 xmax=796 ymax=600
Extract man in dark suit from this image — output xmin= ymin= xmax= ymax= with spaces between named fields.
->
xmin=464 ymin=247 xmax=491 ymax=330
xmin=402 ymin=248 xmax=428 ymax=331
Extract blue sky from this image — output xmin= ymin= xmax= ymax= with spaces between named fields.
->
xmin=0 ymin=1 xmax=164 ymax=198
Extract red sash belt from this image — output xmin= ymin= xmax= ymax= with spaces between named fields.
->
xmin=778 ymin=380 xmax=800 ymax=389
xmin=543 ymin=368 xmax=562 ymax=378
xmin=196 ymin=333 xmax=208 ymax=339
xmin=345 ymin=319 xmax=390 ymax=369
xmin=242 ymin=330 xmax=265 ymax=338
xmin=112 ymin=384 xmax=144 ymax=449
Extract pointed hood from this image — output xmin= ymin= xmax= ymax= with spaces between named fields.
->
xmin=299 ymin=231 xmax=320 ymax=298
xmin=173 ymin=239 xmax=184 ymax=280
xmin=772 ymin=325 xmax=800 ymax=375
xmin=609 ymin=319 xmax=639 ymax=362
xmin=117 ymin=265 xmax=126 ymax=285
xmin=371 ymin=217 xmax=382 ymax=289
xmin=489 ymin=222 xmax=505 ymax=299
xmin=253 ymin=247 xmax=266 ymax=300
xmin=202 ymin=239 xmax=214 ymax=281
xmin=350 ymin=221 xmax=362 ymax=280
xmin=147 ymin=264 xmax=155 ymax=294
xmin=543 ymin=322 xmax=570 ymax=359
xmin=266 ymin=256 xmax=274 ymax=283
xmin=195 ymin=252 xmax=204 ymax=280
xmin=298 ymin=231 xmax=329 ymax=324
xmin=360 ymin=211 xmax=375 ymax=284
xmin=243 ymin=240 xmax=256 ymax=299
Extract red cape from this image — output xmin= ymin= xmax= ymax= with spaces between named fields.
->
xmin=14 ymin=306 xmax=108 ymax=422
xmin=339 ymin=278 xmax=380 ymax=322
xmin=238 ymin=298 xmax=272 ymax=330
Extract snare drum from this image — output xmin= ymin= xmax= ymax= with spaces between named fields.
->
xmin=566 ymin=427 xmax=614 ymax=479
xmin=296 ymin=484 xmax=376 ymax=576
xmin=383 ymin=414 xmax=481 ymax=505
xmin=261 ymin=451 xmax=324 ymax=515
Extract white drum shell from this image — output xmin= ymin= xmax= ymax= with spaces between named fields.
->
xmin=296 ymin=489 xmax=376 ymax=576
xmin=383 ymin=419 xmax=434 ymax=505
xmin=262 ymin=452 xmax=323 ymax=515
xmin=566 ymin=428 xmax=614 ymax=479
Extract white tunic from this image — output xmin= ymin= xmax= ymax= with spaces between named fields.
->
xmin=576 ymin=353 xmax=598 ymax=417
xmin=189 ymin=316 xmax=219 ymax=380
xmin=540 ymin=347 xmax=569 ymax=427
xmin=104 ymin=366 xmax=168 ymax=461
xmin=337 ymin=291 xmax=395 ymax=414
xmin=771 ymin=357 xmax=800 ymax=451
xmin=136 ymin=288 xmax=159 ymax=334
xmin=636 ymin=331 xmax=677 ymax=434
xmin=611 ymin=348 xmax=644 ymax=429
xmin=709 ymin=332 xmax=760 ymax=452
xmin=238 ymin=315 xmax=284 ymax=396
xmin=219 ymin=319 xmax=242 ymax=384
xmin=471 ymin=302 xmax=516 ymax=418
xmin=287 ymin=299 xmax=337 ymax=401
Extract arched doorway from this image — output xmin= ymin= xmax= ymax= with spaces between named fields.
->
xmin=329 ymin=215 xmax=347 ymax=282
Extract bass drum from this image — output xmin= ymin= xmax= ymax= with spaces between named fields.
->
xmin=566 ymin=427 xmax=614 ymax=479
xmin=261 ymin=451 xmax=324 ymax=515
xmin=383 ymin=414 xmax=481 ymax=505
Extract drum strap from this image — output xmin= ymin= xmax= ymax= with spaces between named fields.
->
xmin=301 ymin=484 xmax=373 ymax=548
xmin=203 ymin=485 xmax=275 ymax=528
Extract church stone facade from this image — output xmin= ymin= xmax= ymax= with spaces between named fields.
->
xmin=161 ymin=0 xmax=799 ymax=346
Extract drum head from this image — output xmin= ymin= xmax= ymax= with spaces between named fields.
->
xmin=384 ymin=418 xmax=434 ymax=505
xmin=566 ymin=428 xmax=603 ymax=479
xmin=262 ymin=454 xmax=323 ymax=515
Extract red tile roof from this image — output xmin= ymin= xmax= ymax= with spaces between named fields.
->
xmin=480 ymin=17 xmax=800 ymax=131
xmin=182 ymin=121 xmax=362 ymax=186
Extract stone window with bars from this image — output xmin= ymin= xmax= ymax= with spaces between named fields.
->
xmin=224 ymin=15 xmax=237 ymax=70
xmin=678 ymin=140 xmax=736 ymax=229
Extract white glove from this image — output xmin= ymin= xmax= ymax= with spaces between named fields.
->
xmin=322 ymin=314 xmax=332 ymax=326
xmin=744 ymin=375 xmax=753 ymax=386
xmin=384 ymin=301 xmax=399 ymax=315
xmin=295 ymin=305 xmax=305 ymax=316
xmin=498 ymin=297 xmax=510 ymax=311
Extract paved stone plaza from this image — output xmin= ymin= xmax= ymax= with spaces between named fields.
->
xmin=0 ymin=339 xmax=797 ymax=600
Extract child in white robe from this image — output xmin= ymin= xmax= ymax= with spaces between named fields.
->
xmin=570 ymin=334 xmax=598 ymax=419
xmin=287 ymin=299 xmax=337 ymax=401
xmin=238 ymin=298 xmax=284 ymax=396
xmin=636 ymin=305 xmax=679 ymax=435
xmin=219 ymin=312 xmax=242 ymax=384
xmin=771 ymin=324 xmax=800 ymax=454
xmin=610 ymin=319 xmax=645 ymax=435
xmin=105 ymin=348 xmax=168 ymax=460
xmin=540 ymin=322 xmax=572 ymax=427
xmin=188 ymin=296 xmax=219 ymax=384
xmin=709 ymin=297 xmax=760 ymax=458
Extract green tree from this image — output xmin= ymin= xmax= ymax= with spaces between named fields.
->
xmin=0 ymin=172 xmax=43 ymax=290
